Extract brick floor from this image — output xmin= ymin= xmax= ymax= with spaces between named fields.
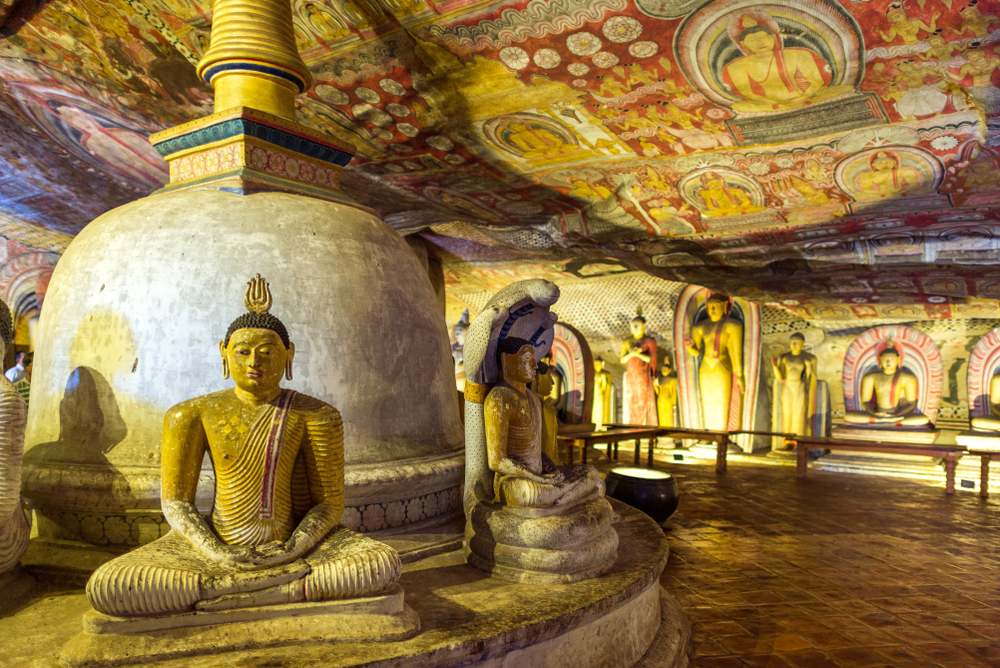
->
xmin=625 ymin=457 xmax=1000 ymax=667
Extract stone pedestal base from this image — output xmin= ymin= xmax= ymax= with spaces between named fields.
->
xmin=60 ymin=586 xmax=419 ymax=667
xmin=956 ymin=430 xmax=1000 ymax=451
xmin=465 ymin=492 xmax=618 ymax=584
xmin=832 ymin=425 xmax=938 ymax=444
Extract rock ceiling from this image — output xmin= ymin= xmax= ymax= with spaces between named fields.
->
xmin=1 ymin=0 xmax=1000 ymax=308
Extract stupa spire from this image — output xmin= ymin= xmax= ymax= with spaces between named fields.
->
xmin=197 ymin=0 xmax=313 ymax=119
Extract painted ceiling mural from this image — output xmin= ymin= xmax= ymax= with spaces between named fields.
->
xmin=1 ymin=0 xmax=1000 ymax=304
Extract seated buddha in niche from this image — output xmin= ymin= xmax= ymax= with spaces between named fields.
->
xmin=485 ymin=337 xmax=602 ymax=508
xmin=971 ymin=375 xmax=1000 ymax=431
xmin=722 ymin=15 xmax=854 ymax=114
xmin=87 ymin=275 xmax=401 ymax=617
xmin=843 ymin=342 xmax=930 ymax=426
xmin=698 ymin=173 xmax=764 ymax=217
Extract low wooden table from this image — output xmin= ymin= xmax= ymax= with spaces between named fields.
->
xmin=968 ymin=450 xmax=1000 ymax=499
xmin=556 ymin=427 xmax=661 ymax=466
xmin=786 ymin=435 xmax=967 ymax=495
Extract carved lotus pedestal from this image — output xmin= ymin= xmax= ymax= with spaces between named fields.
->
xmin=465 ymin=490 xmax=619 ymax=585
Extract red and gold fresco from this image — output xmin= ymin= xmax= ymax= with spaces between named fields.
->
xmin=2 ymin=0 xmax=1000 ymax=302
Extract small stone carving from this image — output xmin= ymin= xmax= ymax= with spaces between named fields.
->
xmin=463 ymin=279 xmax=618 ymax=584
xmin=0 ymin=297 xmax=29 ymax=585
xmin=73 ymin=276 xmax=416 ymax=660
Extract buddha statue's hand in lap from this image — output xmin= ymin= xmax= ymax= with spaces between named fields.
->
xmin=484 ymin=337 xmax=603 ymax=509
xmin=844 ymin=343 xmax=929 ymax=427
xmin=87 ymin=276 xmax=401 ymax=617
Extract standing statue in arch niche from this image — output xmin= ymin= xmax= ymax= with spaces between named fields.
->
xmin=73 ymin=276 xmax=416 ymax=660
xmin=592 ymin=356 xmax=614 ymax=431
xmin=772 ymin=333 xmax=817 ymax=437
xmin=620 ymin=308 xmax=657 ymax=425
xmin=686 ymin=294 xmax=744 ymax=431
xmin=0 ymin=296 xmax=29 ymax=588
xmin=463 ymin=279 xmax=617 ymax=584
xmin=843 ymin=341 xmax=929 ymax=426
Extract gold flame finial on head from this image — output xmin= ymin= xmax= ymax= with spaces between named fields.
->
xmin=244 ymin=274 xmax=273 ymax=314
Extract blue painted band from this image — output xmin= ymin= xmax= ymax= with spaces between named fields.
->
xmin=202 ymin=62 xmax=306 ymax=93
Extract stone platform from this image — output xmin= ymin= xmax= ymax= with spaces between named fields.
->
xmin=956 ymin=430 xmax=1000 ymax=450
xmin=831 ymin=424 xmax=938 ymax=444
xmin=0 ymin=500 xmax=689 ymax=668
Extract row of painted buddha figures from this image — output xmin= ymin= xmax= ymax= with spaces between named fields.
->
xmin=0 ymin=276 xmax=615 ymax=655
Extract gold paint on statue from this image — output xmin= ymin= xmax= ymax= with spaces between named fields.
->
xmin=655 ymin=358 xmax=678 ymax=428
xmin=592 ymin=357 xmax=613 ymax=431
xmin=771 ymin=333 xmax=817 ymax=436
xmin=87 ymin=276 xmax=401 ymax=616
xmin=686 ymin=295 xmax=744 ymax=431
xmin=844 ymin=342 xmax=930 ymax=426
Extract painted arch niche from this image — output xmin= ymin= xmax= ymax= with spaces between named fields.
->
xmin=967 ymin=327 xmax=1000 ymax=419
xmin=841 ymin=324 xmax=944 ymax=423
xmin=0 ymin=251 xmax=60 ymax=351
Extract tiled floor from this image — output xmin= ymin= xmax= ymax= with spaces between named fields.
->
xmin=637 ymin=456 xmax=1000 ymax=667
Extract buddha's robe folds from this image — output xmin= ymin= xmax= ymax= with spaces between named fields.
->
xmin=87 ymin=391 xmax=401 ymax=616
xmin=623 ymin=335 xmax=657 ymax=425
xmin=0 ymin=385 xmax=28 ymax=575
xmin=486 ymin=386 xmax=603 ymax=509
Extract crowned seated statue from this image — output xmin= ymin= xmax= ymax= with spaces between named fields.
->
xmin=463 ymin=279 xmax=617 ymax=585
xmin=79 ymin=276 xmax=414 ymax=652
xmin=843 ymin=344 xmax=929 ymax=427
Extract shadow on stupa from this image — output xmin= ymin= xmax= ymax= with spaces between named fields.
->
xmin=25 ymin=366 xmax=127 ymax=465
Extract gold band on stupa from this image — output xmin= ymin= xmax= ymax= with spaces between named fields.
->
xmin=197 ymin=0 xmax=313 ymax=119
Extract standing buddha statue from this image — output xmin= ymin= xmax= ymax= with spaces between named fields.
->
xmin=620 ymin=308 xmax=657 ymax=425
xmin=771 ymin=332 xmax=818 ymax=438
xmin=655 ymin=356 xmax=678 ymax=428
xmin=592 ymin=357 xmax=614 ymax=431
xmin=686 ymin=294 xmax=744 ymax=431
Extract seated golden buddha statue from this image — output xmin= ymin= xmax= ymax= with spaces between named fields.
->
xmin=83 ymin=276 xmax=410 ymax=633
xmin=463 ymin=279 xmax=617 ymax=584
xmin=0 ymin=297 xmax=30 ymax=587
xmin=971 ymin=375 xmax=1000 ymax=432
xmin=843 ymin=343 xmax=930 ymax=426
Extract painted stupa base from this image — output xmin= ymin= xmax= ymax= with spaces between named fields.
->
xmin=831 ymin=423 xmax=939 ymax=444
xmin=61 ymin=586 xmax=420 ymax=667
xmin=955 ymin=430 xmax=1000 ymax=451
xmin=8 ymin=501 xmax=686 ymax=668
xmin=465 ymin=491 xmax=619 ymax=585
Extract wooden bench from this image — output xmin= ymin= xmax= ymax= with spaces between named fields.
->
xmin=785 ymin=435 xmax=967 ymax=495
xmin=602 ymin=425 xmax=791 ymax=473
xmin=556 ymin=427 xmax=660 ymax=466
xmin=967 ymin=450 xmax=1000 ymax=499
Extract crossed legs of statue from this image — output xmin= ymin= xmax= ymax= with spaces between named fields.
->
xmin=87 ymin=527 xmax=402 ymax=617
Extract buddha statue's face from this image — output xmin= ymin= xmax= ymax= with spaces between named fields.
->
xmin=222 ymin=328 xmax=292 ymax=395
xmin=630 ymin=319 xmax=646 ymax=338
xmin=661 ymin=361 xmax=672 ymax=375
xmin=503 ymin=344 xmax=537 ymax=385
xmin=706 ymin=299 xmax=727 ymax=322
xmin=789 ymin=337 xmax=804 ymax=355
xmin=595 ymin=359 xmax=604 ymax=373
xmin=740 ymin=30 xmax=775 ymax=55
xmin=879 ymin=352 xmax=900 ymax=374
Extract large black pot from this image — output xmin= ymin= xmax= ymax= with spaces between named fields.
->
xmin=605 ymin=467 xmax=679 ymax=524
